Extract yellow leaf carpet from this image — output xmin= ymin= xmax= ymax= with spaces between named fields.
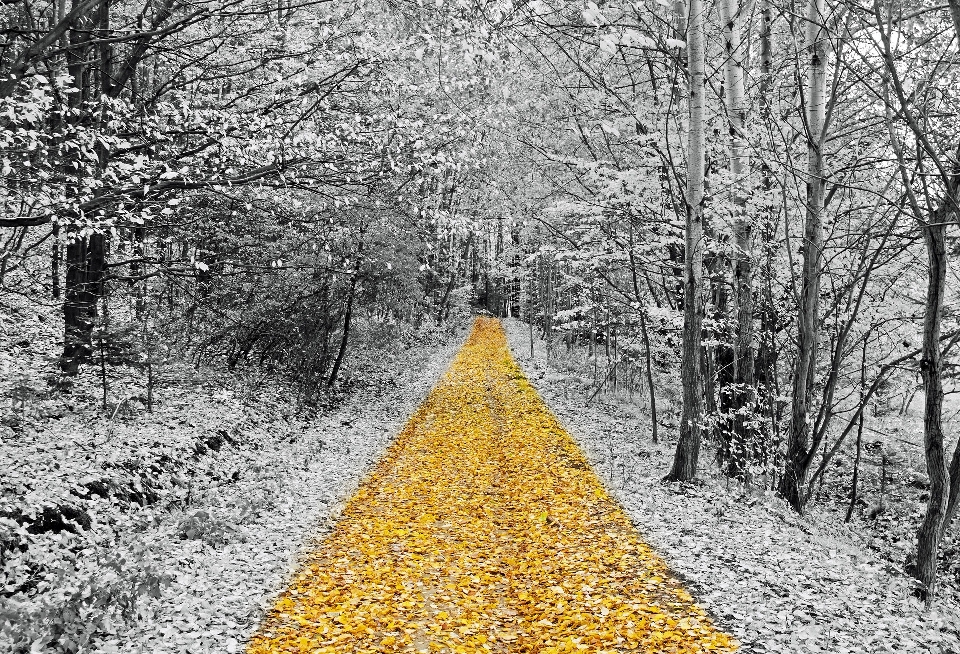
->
xmin=248 ymin=318 xmax=738 ymax=653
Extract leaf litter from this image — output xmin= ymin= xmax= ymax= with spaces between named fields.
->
xmin=248 ymin=317 xmax=736 ymax=653
xmin=0 ymin=303 xmax=464 ymax=653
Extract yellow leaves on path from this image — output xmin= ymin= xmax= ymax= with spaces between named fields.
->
xmin=247 ymin=318 xmax=737 ymax=654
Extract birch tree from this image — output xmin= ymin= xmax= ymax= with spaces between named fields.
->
xmin=666 ymin=0 xmax=706 ymax=482
xmin=718 ymin=0 xmax=755 ymax=479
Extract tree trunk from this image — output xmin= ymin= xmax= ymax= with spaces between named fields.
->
xmin=61 ymin=232 xmax=106 ymax=375
xmin=51 ymin=0 xmax=66 ymax=302
xmin=846 ymin=338 xmax=868 ymax=523
xmin=755 ymin=0 xmax=779 ymax=467
xmin=880 ymin=64 xmax=959 ymax=600
xmin=328 ymin=236 xmax=364 ymax=387
xmin=947 ymin=0 xmax=960 ymax=44
xmin=639 ymin=307 xmax=658 ymax=445
xmin=628 ymin=230 xmax=659 ymax=444
xmin=778 ymin=0 xmax=828 ymax=511
xmin=665 ymin=0 xmax=705 ymax=482
xmin=939 ymin=0 xmax=960 ymax=549
xmin=720 ymin=0 xmax=755 ymax=479
xmin=942 ymin=438 xmax=960 ymax=539
xmin=915 ymin=221 xmax=948 ymax=603
xmin=60 ymin=0 xmax=107 ymax=376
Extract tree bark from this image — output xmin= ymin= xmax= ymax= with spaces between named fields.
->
xmin=61 ymin=233 xmax=107 ymax=374
xmin=943 ymin=440 xmax=960 ymax=538
xmin=60 ymin=0 xmax=107 ymax=376
xmin=915 ymin=221 xmax=948 ymax=602
xmin=845 ymin=338 xmax=868 ymax=523
xmin=947 ymin=0 xmax=960 ymax=44
xmin=666 ymin=0 xmax=705 ymax=482
xmin=778 ymin=0 xmax=828 ymax=510
xmin=719 ymin=0 xmax=755 ymax=479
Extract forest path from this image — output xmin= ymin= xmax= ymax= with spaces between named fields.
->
xmin=247 ymin=318 xmax=736 ymax=654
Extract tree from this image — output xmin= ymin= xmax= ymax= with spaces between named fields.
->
xmin=666 ymin=0 xmax=706 ymax=482
xmin=1 ymin=0 xmax=376 ymax=375
xmin=778 ymin=0 xmax=830 ymax=511
xmin=717 ymin=0 xmax=756 ymax=479
xmin=871 ymin=0 xmax=960 ymax=602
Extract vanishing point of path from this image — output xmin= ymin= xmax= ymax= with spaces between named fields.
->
xmin=248 ymin=318 xmax=737 ymax=653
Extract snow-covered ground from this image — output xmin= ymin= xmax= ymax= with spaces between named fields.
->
xmin=502 ymin=318 xmax=960 ymax=654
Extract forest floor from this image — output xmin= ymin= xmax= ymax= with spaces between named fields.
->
xmin=4 ymin=311 xmax=960 ymax=653
xmin=0 ymin=302 xmax=466 ymax=653
xmin=501 ymin=319 xmax=960 ymax=654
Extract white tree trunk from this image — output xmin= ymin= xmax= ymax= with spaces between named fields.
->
xmin=667 ymin=0 xmax=706 ymax=481
xmin=720 ymin=0 xmax=755 ymax=477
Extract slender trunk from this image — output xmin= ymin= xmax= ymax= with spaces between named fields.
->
xmin=778 ymin=0 xmax=828 ymax=511
xmin=52 ymin=224 xmax=61 ymax=299
xmin=915 ymin=221 xmax=949 ymax=603
xmin=943 ymin=440 xmax=960 ymax=538
xmin=147 ymin=359 xmax=154 ymax=412
xmin=720 ymin=0 xmax=756 ymax=479
xmin=51 ymin=0 xmax=66 ymax=301
xmin=437 ymin=258 xmax=457 ymax=325
xmin=845 ymin=416 xmax=864 ymax=523
xmin=879 ymin=451 xmax=888 ymax=514
xmin=528 ymin=268 xmax=535 ymax=358
xmin=445 ymin=235 xmax=473 ymax=322
xmin=639 ymin=308 xmax=658 ymax=444
xmin=941 ymin=0 xmax=960 ymax=544
xmin=755 ymin=0 xmax=778 ymax=468
xmin=666 ymin=0 xmax=705 ymax=482
xmin=328 ymin=237 xmax=364 ymax=387
xmin=60 ymin=0 xmax=108 ymax=376
xmin=846 ymin=339 xmax=868 ymax=523
xmin=99 ymin=331 xmax=108 ymax=410
xmin=947 ymin=0 xmax=960 ymax=44
xmin=545 ymin=261 xmax=554 ymax=360
xmin=628 ymin=224 xmax=655 ymax=432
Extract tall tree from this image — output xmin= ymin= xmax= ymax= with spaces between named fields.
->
xmin=666 ymin=0 xmax=706 ymax=482
xmin=874 ymin=0 xmax=960 ymax=603
xmin=778 ymin=0 xmax=829 ymax=510
xmin=718 ymin=0 xmax=755 ymax=478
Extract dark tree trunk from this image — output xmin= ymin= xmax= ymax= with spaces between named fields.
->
xmin=60 ymin=0 xmax=104 ymax=376
xmin=61 ymin=232 xmax=106 ymax=374
xmin=942 ymin=441 xmax=960 ymax=539
xmin=328 ymin=236 xmax=364 ymax=387
xmin=915 ymin=221 xmax=949 ymax=603
xmin=755 ymin=0 xmax=778 ymax=472
xmin=52 ymin=224 xmax=61 ymax=299
xmin=639 ymin=307 xmax=658 ymax=445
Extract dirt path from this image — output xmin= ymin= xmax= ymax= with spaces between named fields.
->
xmin=247 ymin=318 xmax=736 ymax=653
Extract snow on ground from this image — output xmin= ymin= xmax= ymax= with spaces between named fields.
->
xmin=503 ymin=318 xmax=960 ymax=654
xmin=85 ymin=331 xmax=464 ymax=654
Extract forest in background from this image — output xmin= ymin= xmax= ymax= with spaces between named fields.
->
xmin=2 ymin=0 xmax=960 ymax=649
